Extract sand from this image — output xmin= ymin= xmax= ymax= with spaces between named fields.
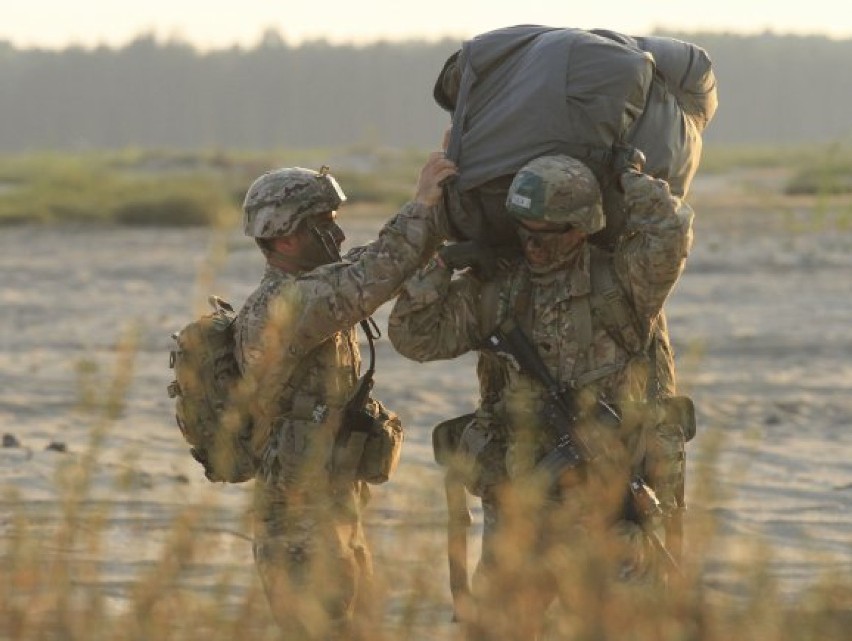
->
xmin=1 ymin=170 xmax=850 ymax=634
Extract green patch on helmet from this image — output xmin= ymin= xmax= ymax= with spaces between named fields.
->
xmin=506 ymin=171 xmax=547 ymax=218
xmin=505 ymin=155 xmax=605 ymax=234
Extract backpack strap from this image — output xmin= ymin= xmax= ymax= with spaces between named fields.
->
xmin=477 ymin=278 xmax=502 ymax=338
xmin=567 ymin=291 xmax=597 ymax=385
xmin=646 ymin=323 xmax=662 ymax=401
xmin=477 ymin=264 xmax=524 ymax=338
xmin=589 ymin=246 xmax=646 ymax=356
xmin=588 ymin=246 xmax=669 ymax=399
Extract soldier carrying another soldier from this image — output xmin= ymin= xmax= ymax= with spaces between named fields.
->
xmin=389 ymin=149 xmax=694 ymax=640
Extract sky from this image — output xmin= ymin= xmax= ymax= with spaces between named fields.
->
xmin=4 ymin=0 xmax=852 ymax=50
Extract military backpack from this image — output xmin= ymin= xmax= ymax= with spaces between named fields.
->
xmin=436 ymin=25 xmax=717 ymax=248
xmin=167 ymin=295 xmax=257 ymax=483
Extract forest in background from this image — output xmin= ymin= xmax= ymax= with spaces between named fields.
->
xmin=2 ymin=30 xmax=852 ymax=152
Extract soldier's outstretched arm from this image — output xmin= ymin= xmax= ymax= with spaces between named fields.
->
xmin=388 ymin=264 xmax=485 ymax=363
xmin=288 ymin=152 xmax=457 ymax=350
xmin=614 ymin=171 xmax=694 ymax=321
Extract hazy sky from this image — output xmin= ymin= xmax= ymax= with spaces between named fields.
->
xmin=4 ymin=0 xmax=852 ymax=49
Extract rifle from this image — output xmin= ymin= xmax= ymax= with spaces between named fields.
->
xmin=483 ymin=317 xmax=682 ymax=576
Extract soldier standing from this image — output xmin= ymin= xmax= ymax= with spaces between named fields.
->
xmin=233 ymin=151 xmax=455 ymax=640
xmin=389 ymin=152 xmax=693 ymax=640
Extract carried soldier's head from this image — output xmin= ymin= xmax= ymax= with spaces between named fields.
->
xmin=242 ymin=166 xmax=347 ymax=270
xmin=505 ymin=155 xmax=604 ymax=271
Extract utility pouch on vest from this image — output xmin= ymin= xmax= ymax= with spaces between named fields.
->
xmin=334 ymin=398 xmax=403 ymax=485
xmin=432 ymin=413 xmax=475 ymax=466
xmin=456 ymin=417 xmax=509 ymax=497
xmin=260 ymin=415 xmax=335 ymax=486
xmin=661 ymin=396 xmax=696 ymax=442
xmin=331 ymin=311 xmax=403 ymax=484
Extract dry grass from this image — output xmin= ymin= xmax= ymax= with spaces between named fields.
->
xmin=1 ymin=333 xmax=850 ymax=641
xmin=1 ymin=143 xmax=851 ymax=639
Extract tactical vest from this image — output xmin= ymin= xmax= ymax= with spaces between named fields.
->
xmin=234 ymin=268 xmax=362 ymax=484
xmin=477 ymin=246 xmax=674 ymax=400
xmin=250 ymin=326 xmax=361 ymax=484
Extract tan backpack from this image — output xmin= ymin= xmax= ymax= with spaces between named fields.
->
xmin=167 ymin=296 xmax=257 ymax=482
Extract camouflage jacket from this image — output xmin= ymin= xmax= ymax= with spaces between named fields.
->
xmin=388 ymin=173 xmax=693 ymax=473
xmin=235 ymin=201 xmax=448 ymax=483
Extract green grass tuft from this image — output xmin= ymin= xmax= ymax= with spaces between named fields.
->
xmin=0 ymin=147 xmax=429 ymax=227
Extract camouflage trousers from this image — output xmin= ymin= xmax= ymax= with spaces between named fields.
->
xmin=466 ymin=473 xmax=658 ymax=641
xmin=252 ymin=479 xmax=373 ymax=641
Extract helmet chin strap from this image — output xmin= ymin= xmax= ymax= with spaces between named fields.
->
xmin=309 ymin=224 xmax=344 ymax=262
xmin=308 ymin=222 xmax=384 ymax=359
xmin=523 ymin=235 xmax=585 ymax=275
xmin=257 ymin=221 xmax=345 ymax=272
xmin=257 ymin=238 xmax=328 ymax=272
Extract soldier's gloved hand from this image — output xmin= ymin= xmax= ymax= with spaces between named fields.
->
xmin=436 ymin=241 xmax=502 ymax=280
xmin=611 ymin=143 xmax=646 ymax=191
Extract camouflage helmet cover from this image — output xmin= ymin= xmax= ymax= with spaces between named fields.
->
xmin=242 ymin=166 xmax=346 ymax=238
xmin=505 ymin=155 xmax=604 ymax=234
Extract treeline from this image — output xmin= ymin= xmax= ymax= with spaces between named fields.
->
xmin=2 ymin=30 xmax=851 ymax=152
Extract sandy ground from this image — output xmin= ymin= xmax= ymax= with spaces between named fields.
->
xmin=1 ymin=171 xmax=851 ymax=634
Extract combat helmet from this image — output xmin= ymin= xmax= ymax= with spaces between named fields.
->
xmin=242 ymin=166 xmax=346 ymax=238
xmin=505 ymin=155 xmax=604 ymax=234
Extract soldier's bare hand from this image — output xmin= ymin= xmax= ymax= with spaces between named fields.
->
xmin=415 ymin=151 xmax=458 ymax=207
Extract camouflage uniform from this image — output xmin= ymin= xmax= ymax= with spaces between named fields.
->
xmin=389 ymin=157 xmax=693 ymax=638
xmin=235 ymin=166 xmax=449 ymax=639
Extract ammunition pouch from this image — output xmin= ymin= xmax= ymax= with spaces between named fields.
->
xmin=259 ymin=415 xmax=335 ymax=486
xmin=643 ymin=396 xmax=694 ymax=514
xmin=660 ymin=395 xmax=696 ymax=442
xmin=432 ymin=413 xmax=475 ymax=466
xmin=333 ymin=398 xmax=403 ymax=485
xmin=432 ymin=414 xmax=508 ymax=498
